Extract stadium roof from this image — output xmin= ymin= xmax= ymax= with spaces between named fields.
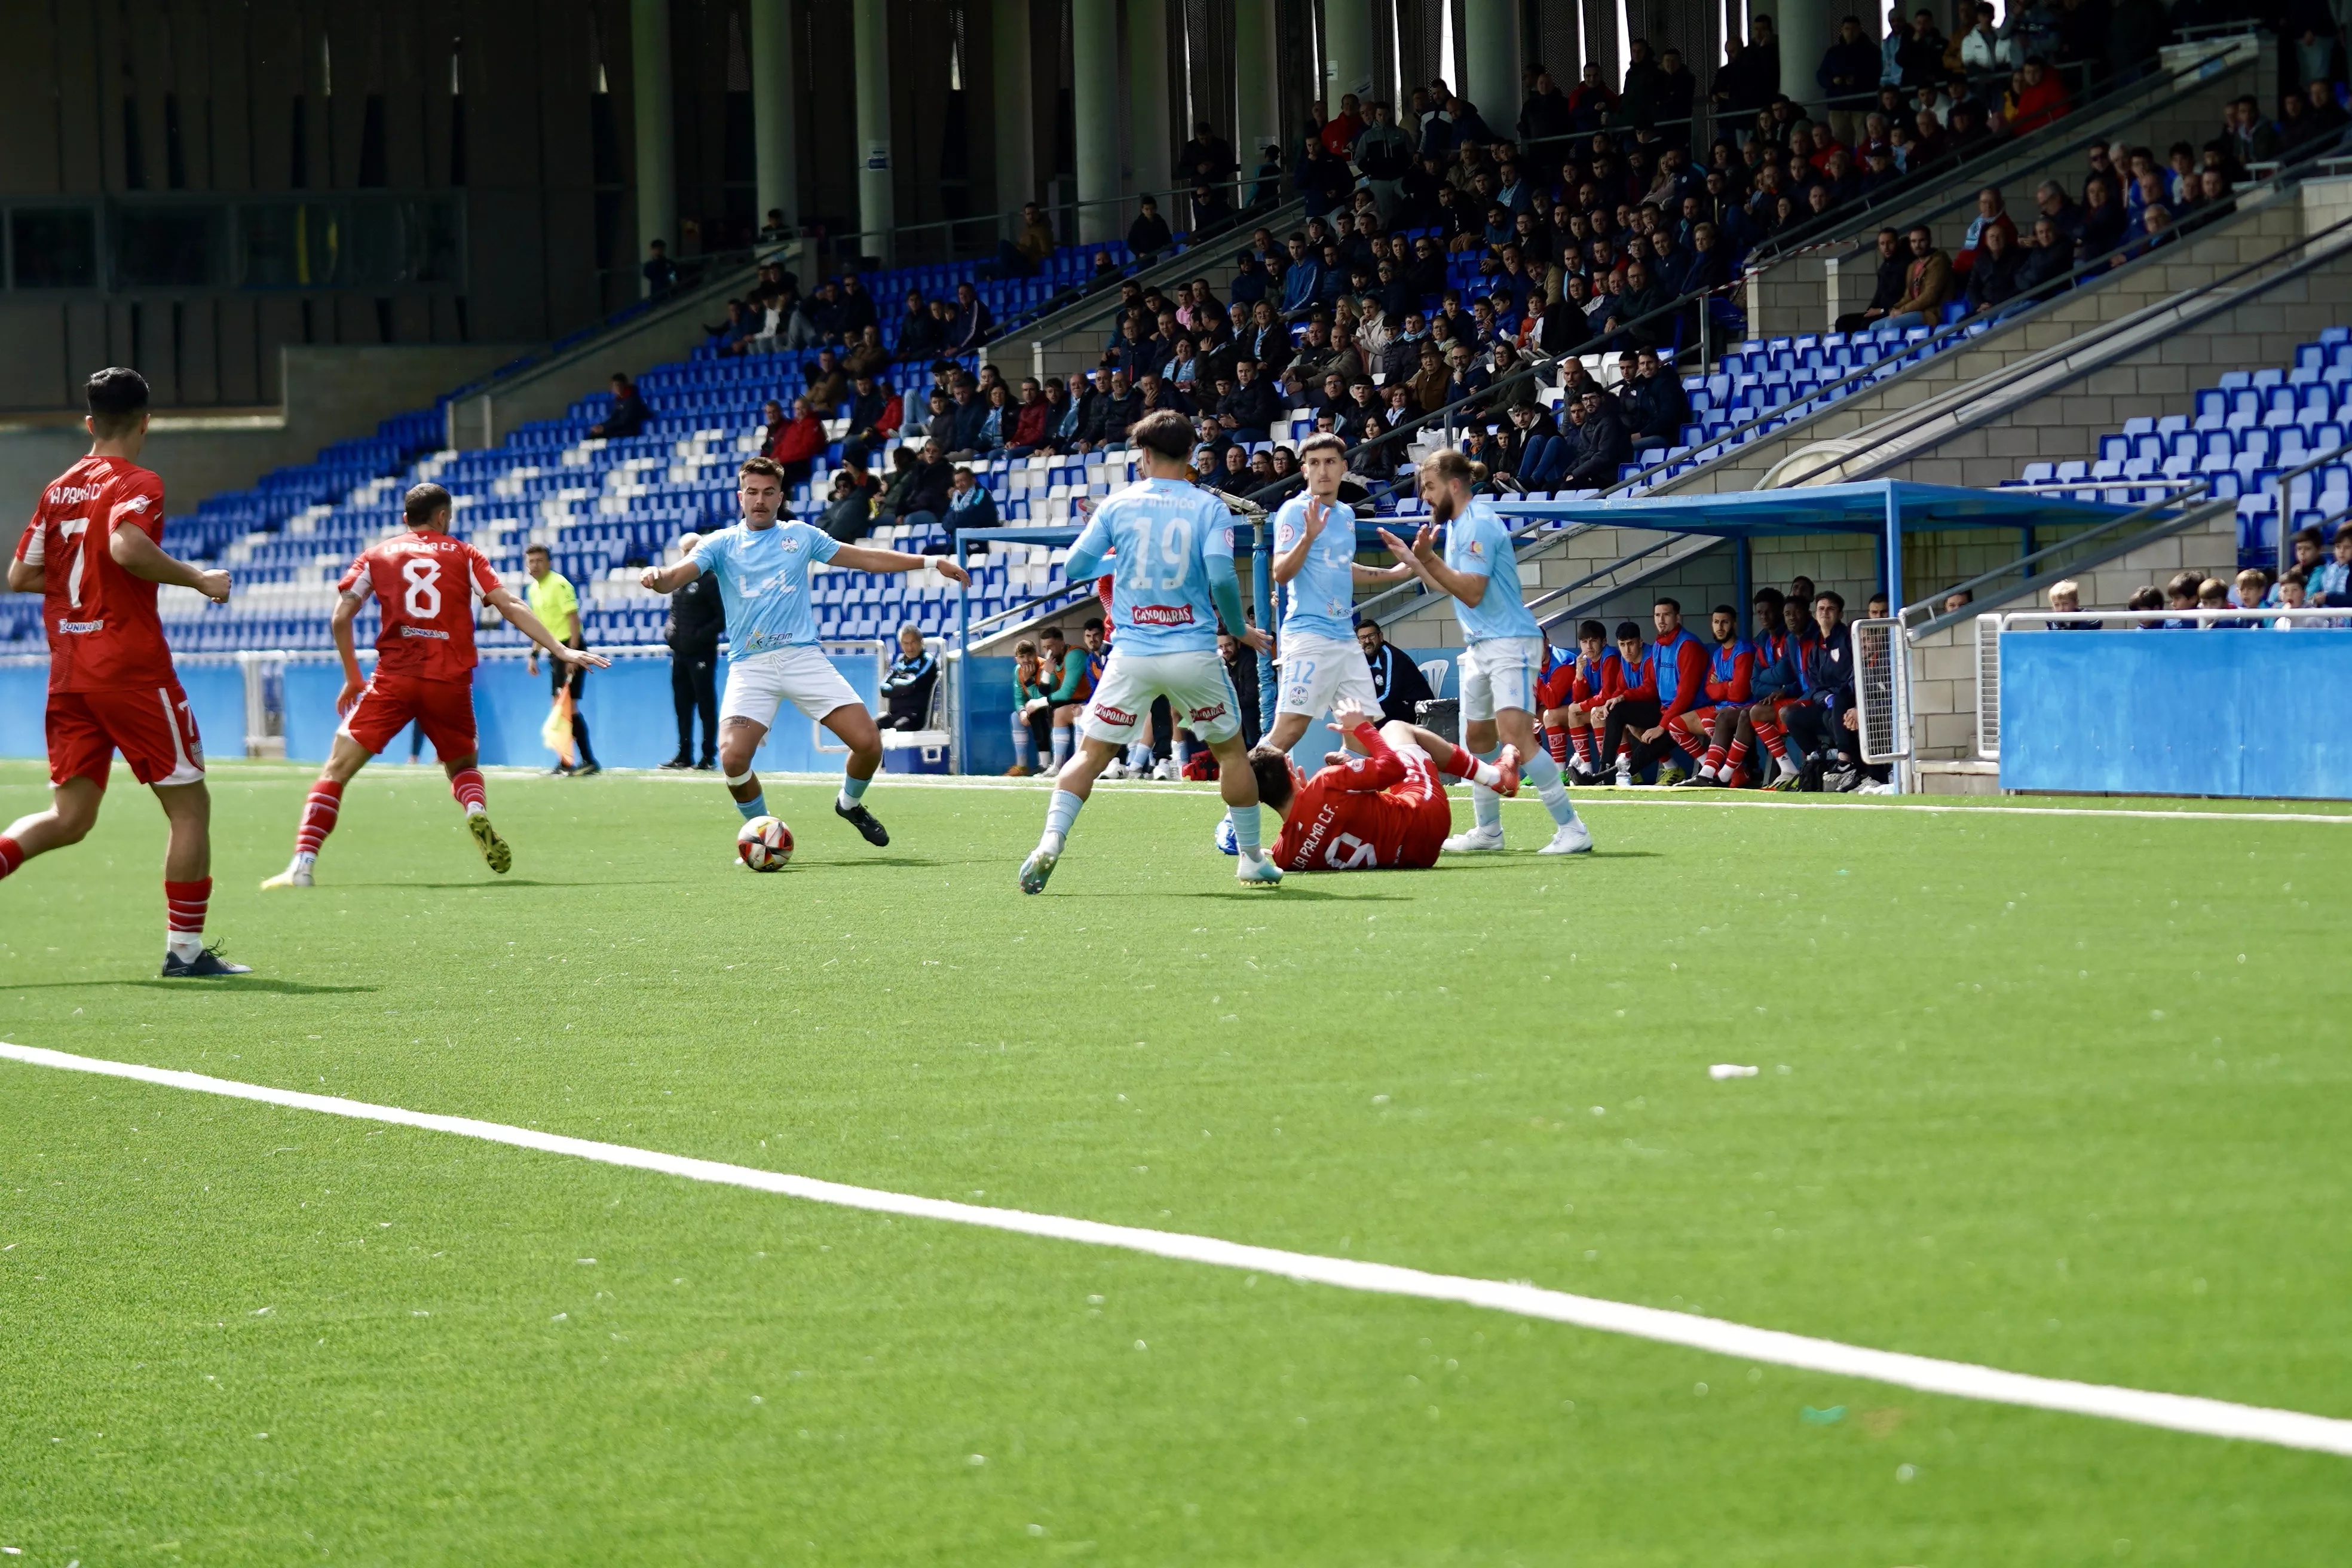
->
xmin=1492 ymin=480 xmax=2143 ymax=538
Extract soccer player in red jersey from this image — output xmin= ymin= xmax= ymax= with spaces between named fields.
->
xmin=1249 ymin=697 xmax=1520 ymax=873
xmin=3 ymin=368 xmax=250 ymax=976
xmin=261 ymin=482 xmax=607 ymax=889
xmin=1536 ymin=619 xmax=1616 ymax=782
xmin=1669 ymin=605 xmax=1756 ymax=785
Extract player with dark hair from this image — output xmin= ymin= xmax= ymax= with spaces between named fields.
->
xmin=1250 ymin=696 xmax=1520 ymax=872
xmin=1592 ymin=620 xmax=1665 ymax=784
xmin=641 ymin=455 xmax=969 ymax=844
xmin=1536 ymin=618 xmax=1616 ymax=780
xmin=1646 ymin=597 xmax=1711 ymax=785
xmin=4 ymin=368 xmax=249 ymax=973
xmin=1739 ymin=592 xmax=1820 ymax=788
xmin=1260 ymin=432 xmax=1414 ymax=758
xmin=261 ymin=482 xmax=608 ymax=888
xmin=1669 ymin=605 xmax=1756 ymax=785
xmin=1019 ymin=409 xmax=1278 ymax=892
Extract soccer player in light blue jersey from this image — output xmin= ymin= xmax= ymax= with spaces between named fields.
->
xmin=640 ymin=455 xmax=969 ymax=847
xmin=1260 ymin=433 xmax=1417 ymax=757
xmin=1377 ymin=447 xmax=1592 ymax=856
xmin=1020 ymin=410 xmax=1280 ymax=893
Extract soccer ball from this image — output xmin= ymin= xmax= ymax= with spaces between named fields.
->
xmin=1214 ymin=815 xmax=1239 ymax=856
xmin=737 ymin=815 xmax=794 ymax=871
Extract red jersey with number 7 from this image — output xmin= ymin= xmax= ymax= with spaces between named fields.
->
xmin=338 ymin=530 xmax=503 ymax=682
xmin=14 ymin=454 xmax=175 ymax=693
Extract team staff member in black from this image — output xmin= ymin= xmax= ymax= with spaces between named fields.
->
xmin=662 ymin=531 xmax=725 ymax=770
xmin=1355 ymin=619 xmax=1434 ymax=725
xmin=879 ymin=626 xmax=939 ymax=730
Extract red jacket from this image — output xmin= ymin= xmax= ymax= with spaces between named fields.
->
xmin=1601 ymin=645 xmax=1658 ymax=704
xmin=769 ymin=415 xmax=826 ymax=465
xmin=1010 ymin=397 xmax=1051 ymax=448
xmin=2008 ymin=75 xmax=2069 ymax=135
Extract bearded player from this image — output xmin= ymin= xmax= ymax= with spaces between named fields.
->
xmin=2 ymin=368 xmax=249 ymax=976
xmin=1376 ymin=448 xmax=1591 ymax=855
xmin=261 ymin=482 xmax=608 ymax=888
xmin=1260 ymin=433 xmax=1414 ymax=757
xmin=1252 ymin=697 xmax=1520 ymax=872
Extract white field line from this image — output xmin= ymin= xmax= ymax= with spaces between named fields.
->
xmin=5 ymin=1039 xmax=2348 ymax=1460
xmin=20 ymin=759 xmax=2345 ymax=824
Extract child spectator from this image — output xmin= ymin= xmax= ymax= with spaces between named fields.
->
xmin=2311 ymin=528 xmax=2352 ymax=607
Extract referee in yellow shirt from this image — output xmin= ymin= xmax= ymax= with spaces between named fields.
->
xmin=525 ymin=543 xmax=601 ymax=776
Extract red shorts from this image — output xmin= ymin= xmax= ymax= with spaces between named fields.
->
xmin=48 ymin=682 xmax=207 ymax=790
xmin=342 ymin=672 xmax=478 ymax=760
xmin=1672 ymin=705 xmax=1719 ymax=732
xmin=1393 ymin=758 xmax=1454 ymax=869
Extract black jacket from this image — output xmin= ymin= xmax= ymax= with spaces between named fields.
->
xmin=880 ymin=650 xmax=940 ymax=727
xmin=1365 ymin=641 xmax=1435 ymax=725
xmin=667 ymin=569 xmax=725 ymax=653
xmin=1219 ymin=377 xmax=1284 ymax=433
xmin=1626 ymin=370 xmax=1692 ymax=443
xmin=1567 ymin=402 xmax=1633 ymax=483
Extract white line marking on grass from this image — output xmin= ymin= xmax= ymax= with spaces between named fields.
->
xmin=7 ymin=1040 xmax=2349 ymax=1460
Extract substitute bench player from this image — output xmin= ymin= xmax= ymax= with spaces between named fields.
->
xmin=261 ymin=482 xmax=607 ymax=888
xmin=3 ymin=368 xmax=249 ymax=976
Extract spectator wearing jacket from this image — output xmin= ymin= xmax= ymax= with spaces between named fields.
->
xmin=2014 ymin=215 xmax=2077 ymax=296
xmin=766 ymin=396 xmax=827 ymax=486
xmin=1623 ymin=347 xmax=1691 ymax=449
xmin=1954 ymin=186 xmax=2018 ymax=274
xmin=1128 ymin=195 xmax=1175 ymax=260
xmin=943 ymin=466 xmax=999 ymax=540
xmin=838 ymin=375 xmax=901 ymax=470
xmin=1279 ymin=234 xmax=1326 ymax=318
xmin=1004 ymin=378 xmax=1054 ymax=457
xmin=1964 ymin=222 xmax=2025 ymax=311
xmin=1884 ymin=224 xmax=1954 ymax=327
xmin=1818 ymin=17 xmax=1883 ymax=143
xmin=1217 ymin=358 xmax=1283 ymax=442
xmin=588 ymin=373 xmax=646 ymax=439
xmin=2008 ymin=56 xmax=2071 ymax=133
xmin=1564 ymin=388 xmax=1633 ymax=486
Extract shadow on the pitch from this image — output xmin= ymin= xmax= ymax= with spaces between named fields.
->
xmin=9 ymin=978 xmax=378 ymax=995
xmin=1174 ymin=887 xmax=1413 ymax=902
xmin=341 ymin=878 xmax=592 ymax=889
xmin=795 ymin=855 xmax=948 ymax=869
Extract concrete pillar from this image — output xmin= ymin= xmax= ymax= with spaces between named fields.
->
xmin=991 ymin=0 xmax=1036 ymax=226
xmin=1126 ymin=0 xmax=1172 ymax=201
xmin=748 ymin=0 xmax=798 ymax=233
xmin=1323 ymin=0 xmax=1372 ymax=106
xmin=1071 ymin=0 xmax=1120 ymax=243
xmin=853 ymin=0 xmax=895 ymax=260
xmin=1773 ymin=0 xmax=1838 ymax=114
xmin=1233 ymin=0 xmax=1280 ymax=173
xmin=629 ymin=0 xmax=675 ymax=287
xmin=1460 ymin=0 xmax=1518 ymax=134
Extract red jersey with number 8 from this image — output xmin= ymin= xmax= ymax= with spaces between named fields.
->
xmin=338 ymin=530 xmax=503 ymax=682
xmin=14 ymin=454 xmax=175 ymax=693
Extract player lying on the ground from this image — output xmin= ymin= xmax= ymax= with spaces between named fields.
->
xmin=1249 ymin=697 xmax=1521 ymax=872
xmin=1019 ymin=409 xmax=1279 ymax=893
xmin=4 ymin=366 xmax=250 ymax=976
xmin=262 ymin=482 xmax=609 ymax=889
xmin=1375 ymin=448 xmax=1591 ymax=855
xmin=641 ymin=455 xmax=970 ymax=848
xmin=1260 ymin=433 xmax=1416 ymax=757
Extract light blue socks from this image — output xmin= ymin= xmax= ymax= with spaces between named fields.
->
xmin=1524 ymin=748 xmax=1578 ymax=827
xmin=735 ymin=792 xmax=768 ymax=822
xmin=1040 ymin=788 xmax=1086 ymax=852
xmin=1228 ymin=803 xmax=1262 ymax=856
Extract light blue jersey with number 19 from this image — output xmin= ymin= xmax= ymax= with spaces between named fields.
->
xmin=1070 ymin=477 xmax=1233 ymax=655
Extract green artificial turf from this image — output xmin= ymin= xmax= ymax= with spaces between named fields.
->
xmin=2 ymin=759 xmax=2347 ymax=1564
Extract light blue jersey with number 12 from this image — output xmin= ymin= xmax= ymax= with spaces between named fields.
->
xmin=1070 ymin=477 xmax=1233 ymax=655
xmin=1271 ymin=493 xmax=1358 ymax=642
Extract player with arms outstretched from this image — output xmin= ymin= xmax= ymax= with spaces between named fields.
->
xmin=639 ymin=455 xmax=969 ymax=845
xmin=1377 ymin=448 xmax=1592 ymax=855
xmin=3 ymin=368 xmax=249 ymax=975
xmin=1251 ymin=697 xmax=1520 ymax=872
xmin=261 ymin=482 xmax=607 ymax=887
xmin=1260 ymin=433 xmax=1414 ymax=755
xmin=1019 ymin=409 xmax=1279 ymax=893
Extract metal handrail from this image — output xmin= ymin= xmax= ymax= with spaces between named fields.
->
xmin=1765 ymin=169 xmax=2352 ymax=494
xmin=1747 ymin=40 xmax=2253 ymax=270
xmin=1904 ymin=493 xmax=2238 ymax=639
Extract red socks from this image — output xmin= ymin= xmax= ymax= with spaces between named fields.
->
xmin=164 ymin=878 xmax=210 ymax=939
xmin=449 ymin=767 xmax=487 ymax=815
xmin=1703 ymin=743 xmax=1729 ymax=771
xmin=1544 ymin=726 xmax=1569 ymax=765
xmin=295 ymin=780 xmax=344 ymax=856
xmin=1569 ymin=726 xmax=1595 ymax=766
xmin=0 ymin=835 xmax=22 ymax=880
xmin=1442 ymin=744 xmax=1483 ymax=782
xmin=1756 ymin=722 xmax=1787 ymax=760
xmin=1727 ymin=737 xmax=1751 ymax=768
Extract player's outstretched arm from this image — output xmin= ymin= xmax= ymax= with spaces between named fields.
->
xmin=488 ymin=586 xmax=612 ymax=670
xmin=639 ymin=557 xmax=703 ymax=595
xmin=110 ymin=522 xmax=231 ymax=602
xmin=828 ymin=543 xmax=972 ymax=586
xmin=1322 ymin=697 xmax=1408 ymax=788
xmin=1373 ymin=524 xmax=1487 ymax=607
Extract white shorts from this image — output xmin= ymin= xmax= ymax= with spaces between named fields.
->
xmin=1078 ymin=648 xmax=1243 ymax=746
xmin=1459 ymin=635 xmax=1545 ymax=722
xmin=1275 ymin=630 xmax=1380 ymax=719
xmin=721 ymin=645 xmax=864 ymax=730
